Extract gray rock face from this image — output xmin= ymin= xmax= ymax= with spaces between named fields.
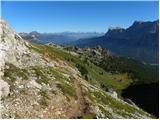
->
xmin=0 ymin=19 xmax=30 ymax=66
xmin=0 ymin=19 xmax=30 ymax=118
xmin=0 ymin=80 xmax=10 ymax=99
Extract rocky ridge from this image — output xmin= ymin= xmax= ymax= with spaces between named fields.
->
xmin=73 ymin=20 xmax=159 ymax=64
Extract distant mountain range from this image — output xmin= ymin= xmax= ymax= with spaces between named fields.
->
xmin=19 ymin=31 xmax=104 ymax=45
xmin=73 ymin=20 xmax=159 ymax=64
xmin=19 ymin=20 xmax=159 ymax=64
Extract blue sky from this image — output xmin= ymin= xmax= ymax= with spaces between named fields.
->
xmin=1 ymin=1 xmax=159 ymax=33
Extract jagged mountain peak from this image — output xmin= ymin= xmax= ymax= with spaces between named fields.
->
xmin=132 ymin=20 xmax=159 ymax=25
xmin=106 ymin=27 xmax=125 ymax=37
xmin=132 ymin=20 xmax=144 ymax=26
xmin=127 ymin=20 xmax=159 ymax=34
xmin=75 ymin=20 xmax=158 ymax=63
xmin=108 ymin=27 xmax=125 ymax=32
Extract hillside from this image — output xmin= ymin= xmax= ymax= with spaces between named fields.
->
xmin=0 ymin=19 xmax=155 ymax=119
xmin=64 ymin=46 xmax=159 ymax=117
xmin=73 ymin=20 xmax=159 ymax=64
xmin=65 ymin=46 xmax=158 ymax=84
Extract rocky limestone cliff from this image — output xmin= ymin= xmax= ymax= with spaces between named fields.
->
xmin=74 ymin=20 xmax=159 ymax=64
xmin=0 ymin=19 xmax=30 ymax=66
xmin=0 ymin=18 xmax=30 ymax=98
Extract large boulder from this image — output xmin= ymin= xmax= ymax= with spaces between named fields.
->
xmin=0 ymin=80 xmax=10 ymax=99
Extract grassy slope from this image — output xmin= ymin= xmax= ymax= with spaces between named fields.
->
xmin=98 ymin=56 xmax=159 ymax=84
xmin=4 ymin=42 xmax=155 ymax=118
xmin=30 ymin=43 xmax=132 ymax=93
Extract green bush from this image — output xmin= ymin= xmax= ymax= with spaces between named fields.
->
xmin=76 ymin=64 xmax=88 ymax=76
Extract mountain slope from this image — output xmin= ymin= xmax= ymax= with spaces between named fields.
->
xmin=64 ymin=46 xmax=159 ymax=117
xmin=73 ymin=20 xmax=159 ymax=64
xmin=0 ymin=19 xmax=154 ymax=119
